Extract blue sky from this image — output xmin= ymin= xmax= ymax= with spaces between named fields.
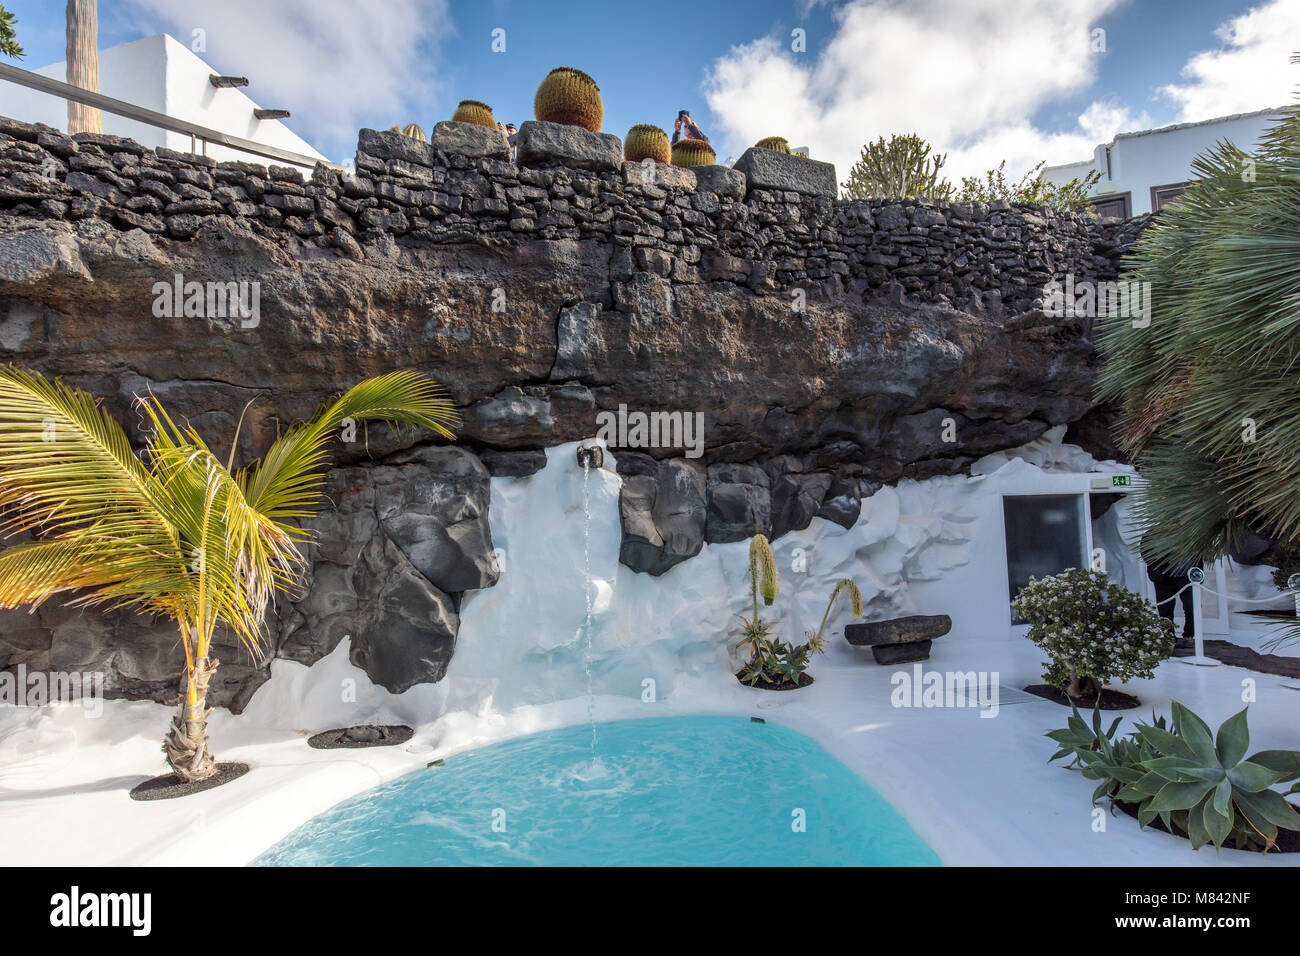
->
xmin=2 ymin=0 xmax=1294 ymax=176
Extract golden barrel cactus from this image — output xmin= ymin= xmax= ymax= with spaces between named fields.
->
xmin=534 ymin=67 xmax=602 ymax=132
xmin=624 ymin=124 xmax=670 ymax=164
xmin=400 ymin=123 xmax=427 ymax=141
xmin=671 ymin=138 xmax=715 ymax=168
xmin=756 ymin=136 xmax=791 ymax=154
xmin=452 ymin=100 xmax=497 ymax=129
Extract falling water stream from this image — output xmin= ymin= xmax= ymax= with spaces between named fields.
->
xmin=577 ymin=454 xmax=601 ymax=769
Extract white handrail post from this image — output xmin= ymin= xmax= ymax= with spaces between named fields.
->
xmin=1176 ymin=567 xmax=1221 ymax=667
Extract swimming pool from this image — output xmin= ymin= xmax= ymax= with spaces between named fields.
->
xmin=254 ymin=715 xmax=940 ymax=866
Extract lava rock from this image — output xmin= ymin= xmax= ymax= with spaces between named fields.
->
xmin=732 ymin=147 xmax=837 ymax=199
xmin=516 ymin=120 xmax=623 ymax=172
xmin=618 ymin=455 xmax=707 ymax=575
xmin=429 ymin=120 xmax=510 ymax=161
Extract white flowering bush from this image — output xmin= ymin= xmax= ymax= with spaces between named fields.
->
xmin=1012 ymin=568 xmax=1174 ymax=698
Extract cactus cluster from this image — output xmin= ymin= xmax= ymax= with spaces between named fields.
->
xmin=534 ymin=67 xmax=603 ymax=132
xmin=451 ymin=100 xmax=497 ymax=129
xmin=624 ymin=124 xmax=670 ymax=164
xmin=390 ymin=123 xmax=426 ymax=142
xmin=755 ymin=136 xmax=791 ymax=154
xmin=670 ymin=138 xmax=715 ymax=168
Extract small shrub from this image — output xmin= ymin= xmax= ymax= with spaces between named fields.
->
xmin=1012 ymin=568 xmax=1174 ymax=698
xmin=955 ymin=159 xmax=1101 ymax=212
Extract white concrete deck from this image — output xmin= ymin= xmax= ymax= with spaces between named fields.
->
xmin=2 ymin=627 xmax=1297 ymax=867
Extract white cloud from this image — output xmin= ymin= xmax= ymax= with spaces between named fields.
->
xmin=1159 ymin=0 xmax=1298 ymax=121
xmin=124 ymin=0 xmax=451 ymax=161
xmin=703 ymin=0 xmax=1138 ymax=184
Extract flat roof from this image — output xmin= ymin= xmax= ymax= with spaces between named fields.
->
xmin=1043 ymin=105 xmax=1287 ymax=174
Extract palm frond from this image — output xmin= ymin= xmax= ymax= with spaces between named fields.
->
xmin=244 ymin=370 xmax=459 ymax=522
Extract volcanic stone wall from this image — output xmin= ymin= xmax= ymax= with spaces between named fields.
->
xmin=0 ymin=116 xmax=1139 ymax=310
xmin=0 ymin=115 xmax=1147 ymax=711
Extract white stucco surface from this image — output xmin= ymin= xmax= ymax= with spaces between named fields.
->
xmin=1042 ymin=108 xmax=1286 ymax=215
xmin=1 ymin=435 xmax=1296 ymax=866
xmin=0 ymin=34 xmax=326 ymax=170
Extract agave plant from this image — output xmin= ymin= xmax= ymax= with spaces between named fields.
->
xmin=1048 ymin=700 xmax=1300 ymax=851
xmin=0 ymin=367 xmax=458 ymax=783
xmin=807 ymin=577 xmax=862 ymax=654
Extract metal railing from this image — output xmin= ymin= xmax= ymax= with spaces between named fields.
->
xmin=0 ymin=61 xmax=343 ymax=171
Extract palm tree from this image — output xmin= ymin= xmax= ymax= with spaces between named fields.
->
xmin=0 ymin=367 xmax=458 ymax=782
xmin=66 ymin=0 xmax=101 ymax=135
xmin=1095 ymin=97 xmax=1300 ymax=572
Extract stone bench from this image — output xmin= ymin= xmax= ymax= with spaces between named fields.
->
xmin=844 ymin=614 xmax=951 ymax=664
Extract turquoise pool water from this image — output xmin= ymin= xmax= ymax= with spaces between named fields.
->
xmin=254 ymin=716 xmax=940 ymax=866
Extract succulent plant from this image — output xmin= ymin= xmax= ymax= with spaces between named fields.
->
xmin=393 ymin=123 xmax=426 ymax=142
xmin=534 ymin=67 xmax=602 ymax=132
xmin=624 ymin=124 xmax=670 ymax=164
xmin=451 ymin=100 xmax=497 ymax=129
xmin=1049 ymin=700 xmax=1300 ymax=851
xmin=670 ymin=137 xmax=715 ymax=168
xmin=755 ymin=136 xmax=791 ymax=154
xmin=808 ymin=578 xmax=862 ymax=654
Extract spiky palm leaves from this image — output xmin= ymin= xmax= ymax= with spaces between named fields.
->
xmin=625 ymin=124 xmax=670 ymax=164
xmin=1095 ymin=104 xmax=1300 ymax=584
xmin=0 ymin=368 xmax=458 ymax=781
xmin=451 ymin=100 xmax=497 ymax=129
xmin=534 ymin=68 xmax=602 ymax=132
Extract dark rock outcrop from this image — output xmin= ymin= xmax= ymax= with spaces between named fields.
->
xmin=0 ymin=116 xmax=1144 ymax=705
xmin=845 ymin=614 xmax=952 ymax=664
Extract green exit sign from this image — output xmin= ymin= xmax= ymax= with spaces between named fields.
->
xmin=1112 ymin=475 xmax=1132 ymax=487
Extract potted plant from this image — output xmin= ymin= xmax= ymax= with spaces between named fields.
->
xmin=451 ymin=100 xmax=497 ymax=129
xmin=391 ymin=123 xmax=426 ymax=141
xmin=755 ymin=136 xmax=791 ymax=153
xmin=0 ymin=367 xmax=458 ymax=797
xmin=533 ymin=67 xmax=602 ymax=131
xmin=1013 ymin=567 xmax=1174 ymax=708
xmin=625 ymin=124 xmax=670 ymax=164
xmin=671 ymin=138 xmax=715 ymax=168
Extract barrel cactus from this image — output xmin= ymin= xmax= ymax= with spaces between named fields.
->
xmin=671 ymin=138 xmax=715 ymax=168
xmin=451 ymin=100 xmax=497 ymax=129
xmin=625 ymin=124 xmax=670 ymax=164
xmin=756 ymin=136 xmax=791 ymax=154
xmin=390 ymin=124 xmax=426 ymax=141
xmin=534 ymin=67 xmax=602 ymax=132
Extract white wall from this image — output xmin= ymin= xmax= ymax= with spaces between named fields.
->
xmin=0 ymin=34 xmax=326 ymax=171
xmin=1042 ymin=109 xmax=1284 ymax=215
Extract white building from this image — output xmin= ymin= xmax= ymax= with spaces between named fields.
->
xmin=0 ymin=34 xmax=327 ymax=171
xmin=1042 ymin=107 xmax=1286 ymax=217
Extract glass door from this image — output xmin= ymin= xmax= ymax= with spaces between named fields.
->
xmin=1003 ymin=494 xmax=1089 ymax=624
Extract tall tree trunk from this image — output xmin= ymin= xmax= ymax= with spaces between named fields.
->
xmin=164 ymin=656 xmax=219 ymax=782
xmin=65 ymin=0 xmax=101 ymax=135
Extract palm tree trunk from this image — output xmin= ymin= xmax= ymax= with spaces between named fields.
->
xmin=65 ymin=0 xmax=102 ymax=135
xmin=164 ymin=655 xmax=219 ymax=782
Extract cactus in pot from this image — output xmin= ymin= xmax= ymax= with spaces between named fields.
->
xmin=755 ymin=136 xmax=791 ymax=154
xmin=625 ymin=124 xmax=670 ymax=164
xmin=451 ymin=100 xmax=497 ymax=129
xmin=671 ymin=138 xmax=715 ymax=168
xmin=534 ymin=67 xmax=603 ymax=131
